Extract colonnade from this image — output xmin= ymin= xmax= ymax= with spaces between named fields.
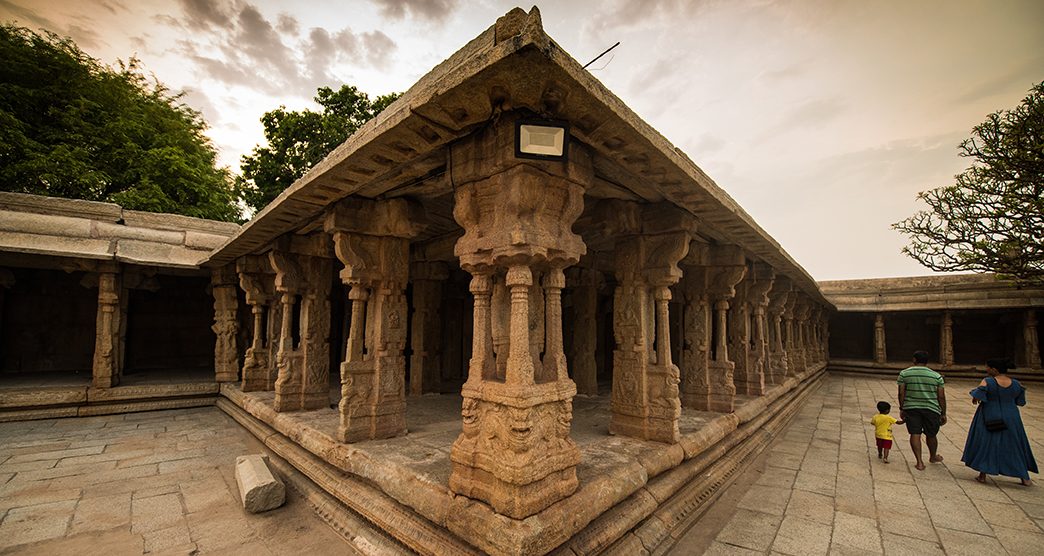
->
xmin=861 ymin=309 xmax=1041 ymax=368
xmin=210 ymin=116 xmax=831 ymax=519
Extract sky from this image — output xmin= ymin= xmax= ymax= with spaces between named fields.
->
xmin=2 ymin=0 xmax=1042 ymax=281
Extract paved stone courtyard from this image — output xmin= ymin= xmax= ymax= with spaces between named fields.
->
xmin=1 ymin=373 xmax=1042 ymax=555
xmin=0 ymin=406 xmax=346 ymax=554
xmin=677 ymin=373 xmax=1044 ymax=555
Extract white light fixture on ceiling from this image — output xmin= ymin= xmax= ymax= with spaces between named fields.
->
xmin=515 ymin=119 xmax=569 ymax=161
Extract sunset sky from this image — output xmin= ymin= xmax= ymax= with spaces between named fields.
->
xmin=2 ymin=0 xmax=1041 ymax=281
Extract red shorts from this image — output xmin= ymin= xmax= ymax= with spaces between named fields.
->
xmin=876 ymin=438 xmax=893 ymax=449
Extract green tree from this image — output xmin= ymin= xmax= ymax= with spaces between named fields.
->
xmin=238 ymin=85 xmax=400 ymax=213
xmin=0 ymin=25 xmax=239 ymax=221
xmin=894 ymin=81 xmax=1044 ymax=285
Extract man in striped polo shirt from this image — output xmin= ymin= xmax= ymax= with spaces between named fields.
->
xmin=897 ymin=350 xmax=947 ymax=470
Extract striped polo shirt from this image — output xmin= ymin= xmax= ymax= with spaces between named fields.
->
xmin=897 ymin=366 xmax=944 ymax=414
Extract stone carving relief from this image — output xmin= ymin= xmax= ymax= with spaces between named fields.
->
xmin=448 ymin=114 xmax=589 ymax=520
xmin=268 ymin=245 xmax=332 ymax=412
xmin=609 ymin=202 xmax=695 ymax=443
xmin=211 ymin=264 xmax=239 ymax=383
xmin=326 ymin=197 xmax=423 ymax=443
xmin=92 ymin=268 xmax=122 ymax=388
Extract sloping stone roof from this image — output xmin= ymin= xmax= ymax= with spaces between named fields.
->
xmin=203 ymin=7 xmax=829 ymax=305
xmin=0 ymin=191 xmax=240 ymax=269
xmin=818 ymin=274 xmax=1044 ymax=311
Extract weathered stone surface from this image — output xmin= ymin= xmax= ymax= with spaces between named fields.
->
xmin=0 ymin=191 xmax=121 ymax=221
xmin=234 ymin=454 xmax=285 ymax=513
xmin=269 ymin=247 xmax=332 ymax=412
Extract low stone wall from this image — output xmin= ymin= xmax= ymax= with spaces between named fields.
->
xmin=0 ymin=382 xmax=219 ymax=422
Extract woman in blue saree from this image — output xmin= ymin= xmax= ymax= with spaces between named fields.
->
xmin=961 ymin=358 xmax=1037 ymax=485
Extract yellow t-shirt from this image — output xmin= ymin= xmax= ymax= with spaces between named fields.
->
xmin=871 ymin=414 xmax=898 ymax=440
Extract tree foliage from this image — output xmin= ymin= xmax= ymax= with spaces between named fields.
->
xmin=894 ymin=81 xmax=1044 ymax=285
xmin=0 ymin=25 xmax=240 ymax=221
xmin=238 ymin=85 xmax=400 ymax=213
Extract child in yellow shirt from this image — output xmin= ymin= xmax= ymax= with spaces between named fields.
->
xmin=870 ymin=401 xmax=904 ymax=463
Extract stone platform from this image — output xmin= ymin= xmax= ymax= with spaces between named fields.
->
xmin=0 ymin=370 xmax=219 ymax=422
xmin=217 ymin=365 xmax=826 ymax=555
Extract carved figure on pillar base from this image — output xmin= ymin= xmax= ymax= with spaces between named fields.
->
xmin=270 ymin=248 xmax=332 ymax=412
xmin=766 ymin=278 xmax=791 ymax=385
xmin=410 ymin=261 xmax=448 ymax=396
xmin=566 ymin=267 xmax=603 ymax=396
xmin=211 ymin=265 xmax=240 ymax=383
xmin=238 ymin=256 xmax=278 ymax=392
xmin=327 ymin=198 xmax=424 ymax=442
xmin=449 ymin=116 xmax=589 ymax=519
xmin=92 ymin=268 xmax=122 ymax=388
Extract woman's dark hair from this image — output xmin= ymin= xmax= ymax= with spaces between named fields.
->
xmin=986 ymin=358 xmax=1015 ymax=374
xmin=877 ymin=401 xmax=891 ymax=414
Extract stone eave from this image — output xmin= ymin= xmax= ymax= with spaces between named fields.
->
xmin=819 ymin=273 xmax=1044 ymax=312
xmin=0 ymin=191 xmax=239 ymax=270
xmin=203 ymin=7 xmax=829 ymax=306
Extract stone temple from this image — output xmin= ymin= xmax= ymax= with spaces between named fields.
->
xmin=0 ymin=7 xmax=1040 ymax=556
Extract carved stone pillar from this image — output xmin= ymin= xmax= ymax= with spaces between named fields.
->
xmin=567 ymin=268 xmax=602 ymax=396
xmin=409 ymin=261 xmax=448 ymax=396
xmin=738 ymin=267 xmax=774 ymax=396
xmin=238 ymin=256 xmax=276 ymax=391
xmin=448 ymin=115 xmax=589 ymax=519
xmin=790 ymin=298 xmax=809 ymax=374
xmin=819 ymin=309 xmax=828 ymax=363
xmin=679 ymin=265 xmax=711 ymax=408
xmin=781 ymin=292 xmax=798 ymax=378
xmin=270 ymin=248 xmax=332 ymax=412
xmin=326 ymin=198 xmax=423 ymax=442
xmin=211 ymin=265 xmax=239 ymax=383
xmin=940 ymin=311 xmax=955 ymax=368
xmin=92 ymin=268 xmax=122 ymax=388
xmin=609 ymin=203 xmax=694 ymax=443
xmin=1024 ymin=310 xmax=1041 ymax=369
xmin=766 ymin=279 xmax=791 ymax=385
xmin=726 ymin=275 xmax=752 ymax=397
xmin=811 ymin=307 xmax=825 ymax=364
xmin=873 ymin=313 xmax=887 ymax=364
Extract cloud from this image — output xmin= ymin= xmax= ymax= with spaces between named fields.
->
xmin=371 ymin=0 xmax=458 ymax=23
xmin=952 ymin=55 xmax=1044 ymax=105
xmin=177 ymin=0 xmax=233 ymax=30
xmin=276 ymin=13 xmax=299 ymax=35
xmin=752 ymin=96 xmax=847 ymax=145
xmin=0 ymin=0 xmax=104 ymax=48
xmin=362 ymin=30 xmax=395 ymax=68
xmin=168 ymin=2 xmax=397 ymax=97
